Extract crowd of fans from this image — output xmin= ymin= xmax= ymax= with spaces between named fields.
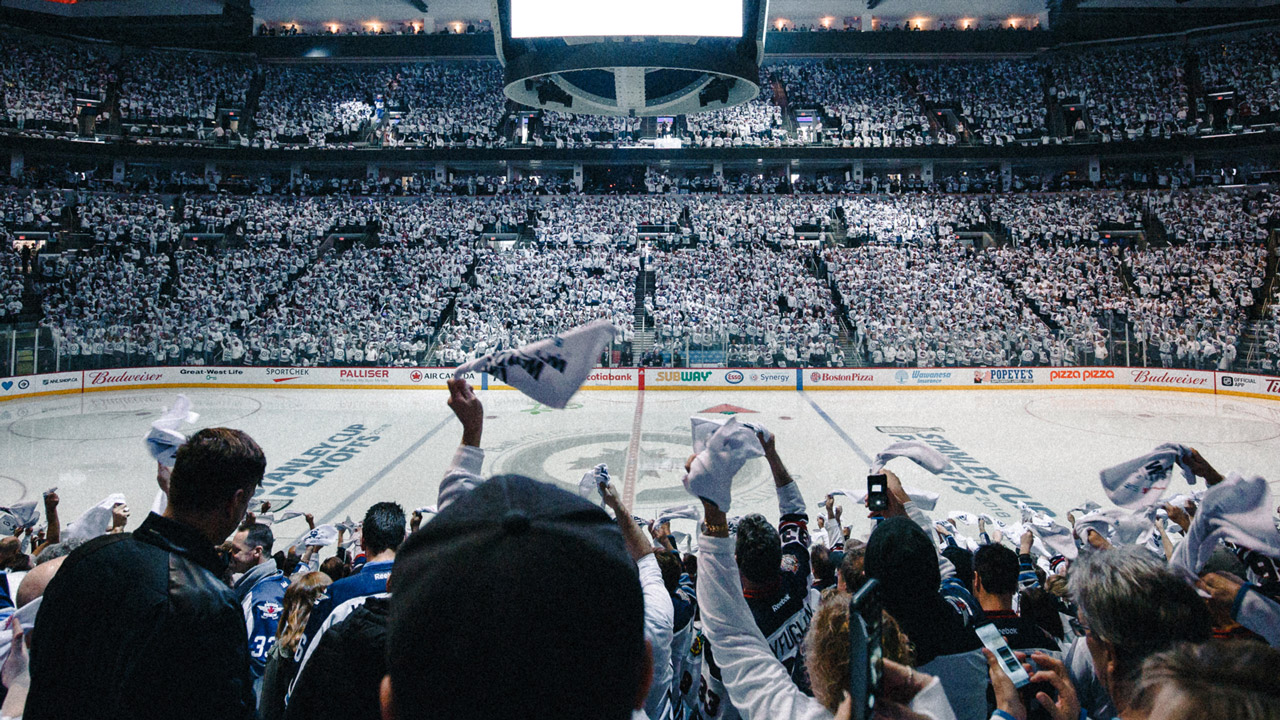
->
xmin=1 ymin=378 xmax=1276 ymax=720
xmin=649 ymin=243 xmax=839 ymax=365
xmin=6 ymin=27 xmax=1280 ymax=148
xmin=1 ymin=184 xmax=1278 ymax=373
xmin=438 ymin=247 xmax=637 ymax=365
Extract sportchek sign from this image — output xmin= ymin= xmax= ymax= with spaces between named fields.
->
xmin=0 ymin=365 xmax=1272 ymax=402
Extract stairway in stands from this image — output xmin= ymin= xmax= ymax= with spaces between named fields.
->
xmin=631 ymin=262 xmax=656 ymax=356
xmin=1236 ymin=321 xmax=1271 ymax=371
xmin=241 ymin=69 xmax=267 ymax=137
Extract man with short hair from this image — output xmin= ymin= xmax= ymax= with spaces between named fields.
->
xmin=319 ymin=501 xmax=404 ymax=616
xmin=26 ymin=427 xmax=265 ymax=720
xmin=699 ymin=431 xmax=818 ymax=720
xmin=230 ymin=521 xmax=291 ymax=700
xmin=972 ymin=543 xmax=1055 ymax=651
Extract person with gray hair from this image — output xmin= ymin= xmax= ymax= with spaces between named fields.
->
xmin=1065 ymin=546 xmax=1213 ymax=717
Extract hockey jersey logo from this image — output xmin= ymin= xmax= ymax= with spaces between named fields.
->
xmin=258 ymin=601 xmax=284 ymax=621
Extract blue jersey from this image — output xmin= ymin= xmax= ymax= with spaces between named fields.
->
xmin=297 ymin=559 xmax=394 ymax=661
xmin=236 ymin=565 xmax=290 ymax=681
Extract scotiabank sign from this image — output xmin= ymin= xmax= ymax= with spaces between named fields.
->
xmin=582 ymin=369 xmax=638 ymax=388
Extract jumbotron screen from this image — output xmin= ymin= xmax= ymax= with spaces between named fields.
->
xmin=510 ymin=0 xmax=744 ymax=38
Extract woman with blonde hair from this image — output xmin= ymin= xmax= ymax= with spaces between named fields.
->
xmin=259 ymin=572 xmax=333 ymax=720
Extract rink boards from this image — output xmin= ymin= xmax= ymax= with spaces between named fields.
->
xmin=1 ymin=365 xmax=1278 ymax=402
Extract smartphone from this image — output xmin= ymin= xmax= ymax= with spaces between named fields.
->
xmin=847 ymin=579 xmax=883 ymax=720
xmin=866 ymin=474 xmax=889 ymax=513
xmin=975 ymin=623 xmax=1031 ymax=688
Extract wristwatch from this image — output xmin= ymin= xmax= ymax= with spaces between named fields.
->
xmin=702 ymin=520 xmax=730 ymax=537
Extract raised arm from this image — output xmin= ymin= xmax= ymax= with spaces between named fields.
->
xmin=439 ymin=378 xmax=486 ymax=511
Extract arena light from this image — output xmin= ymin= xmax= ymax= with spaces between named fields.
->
xmin=775 ymin=18 xmax=788 ymax=30
xmin=511 ymin=0 xmax=744 ymax=38
xmin=961 ymin=18 xmax=974 ymax=29
xmin=821 ymin=17 xmax=833 ymax=29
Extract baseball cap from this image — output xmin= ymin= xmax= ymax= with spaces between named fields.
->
xmin=386 ymin=474 xmax=646 ymax=720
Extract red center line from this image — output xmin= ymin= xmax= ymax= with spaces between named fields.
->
xmin=622 ymin=381 xmax=646 ymax=509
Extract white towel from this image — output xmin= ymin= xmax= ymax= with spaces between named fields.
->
xmin=656 ymin=504 xmax=700 ymax=525
xmin=870 ymin=441 xmax=953 ymax=475
xmin=691 ymin=417 xmax=771 ymax=453
xmin=577 ymin=464 xmax=611 ymax=507
xmin=1074 ymin=508 xmax=1155 ymax=548
xmin=683 ymin=417 xmax=765 ymax=512
xmin=1169 ymin=472 xmax=1280 ymax=575
xmin=455 ymin=320 xmax=617 ymax=409
xmin=295 ymin=524 xmax=339 ymax=549
xmin=2 ymin=501 xmax=39 ymax=530
xmin=1099 ymin=443 xmax=1195 ymax=509
xmin=144 ymin=395 xmax=199 ymax=467
xmin=63 ymin=494 xmax=128 ymax=542
xmin=947 ymin=511 xmax=978 ymax=526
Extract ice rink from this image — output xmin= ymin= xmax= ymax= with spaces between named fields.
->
xmin=4 ymin=386 xmax=1280 ymax=538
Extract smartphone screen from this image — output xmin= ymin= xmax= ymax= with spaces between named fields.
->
xmin=975 ymin=623 xmax=1030 ymax=688
xmin=848 ymin=579 xmax=882 ymax=720
xmin=866 ymin=474 xmax=889 ymax=513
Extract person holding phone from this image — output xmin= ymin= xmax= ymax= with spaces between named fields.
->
xmin=693 ymin=491 xmax=957 ymax=720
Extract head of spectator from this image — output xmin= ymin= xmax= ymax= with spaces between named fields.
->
xmin=1067 ymin=546 xmax=1213 ymax=712
xmin=383 ymin=475 xmax=649 ymax=720
xmin=1128 ymin=641 xmax=1280 ymax=719
xmin=33 ymin=537 xmax=85 ymax=565
xmin=811 ymin=544 xmax=836 ymax=591
xmin=972 ymin=543 xmax=1019 ymax=611
xmin=866 ymin=516 xmax=978 ymax=664
xmin=166 ymin=427 xmax=266 ymax=545
xmin=1017 ymin=587 xmax=1066 ymax=643
xmin=361 ymin=501 xmax=406 ymax=562
xmin=735 ymin=513 xmax=782 ymax=586
xmin=804 ymin=592 xmax=915 ymax=713
xmin=277 ymin=571 xmax=333 ymax=657
xmin=228 ymin=521 xmax=274 ymax=574
xmin=941 ymin=545 xmax=975 ymax=596
xmin=682 ymin=553 xmax=697 ymax=584
xmin=16 ymin=554 xmax=65 ymax=608
xmin=655 ymin=549 xmax=681 ymax=595
xmin=837 ymin=541 xmax=866 ymax=593
xmin=320 ymin=555 xmax=348 ymax=581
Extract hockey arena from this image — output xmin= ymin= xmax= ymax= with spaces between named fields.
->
xmin=2 ymin=0 xmax=1280 ymax=718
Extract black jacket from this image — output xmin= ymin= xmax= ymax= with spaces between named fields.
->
xmin=25 ymin=513 xmax=255 ymax=720
xmin=284 ymin=596 xmax=389 ymax=720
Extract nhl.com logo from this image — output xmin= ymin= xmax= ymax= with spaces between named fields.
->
xmin=725 ymin=371 xmax=744 ymax=385
xmin=409 ymin=370 xmax=424 ymax=383
xmin=895 ymin=370 xmax=910 ymax=385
